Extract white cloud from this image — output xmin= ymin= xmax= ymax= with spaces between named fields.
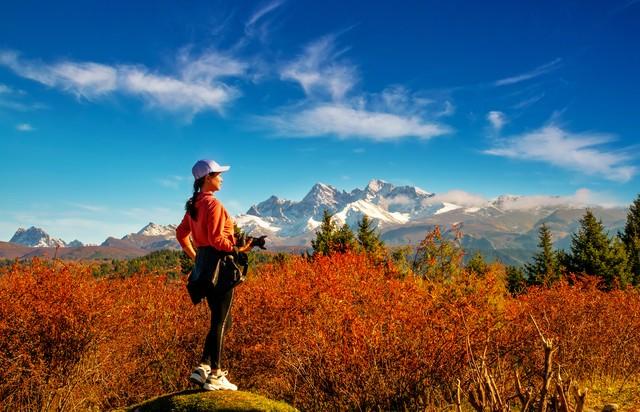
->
xmin=513 ymin=93 xmax=545 ymax=109
xmin=0 ymin=83 xmax=11 ymax=93
xmin=487 ymin=110 xmax=507 ymax=131
xmin=423 ymin=188 xmax=622 ymax=210
xmin=484 ymin=124 xmax=636 ymax=182
xmin=494 ymin=58 xmax=562 ymax=86
xmin=246 ymin=0 xmax=285 ymax=35
xmin=16 ymin=123 xmax=34 ymax=132
xmin=0 ymin=51 xmax=117 ymax=98
xmin=265 ymin=104 xmax=451 ymax=141
xmin=382 ymin=194 xmax=414 ymax=207
xmin=436 ymin=100 xmax=456 ymax=117
xmin=178 ymin=49 xmax=248 ymax=82
xmin=495 ymin=188 xmax=623 ymax=210
xmin=119 ymin=66 xmax=236 ymax=115
xmin=281 ymin=36 xmax=357 ymax=101
xmin=428 ymin=190 xmax=488 ymax=208
xmin=369 ymin=85 xmax=433 ymax=115
xmin=0 ymin=49 xmax=246 ymax=116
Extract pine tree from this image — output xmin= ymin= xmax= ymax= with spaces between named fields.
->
xmin=334 ymin=223 xmax=357 ymax=253
xmin=569 ymin=209 xmax=630 ymax=289
xmin=356 ymin=215 xmax=384 ymax=256
xmin=466 ymin=251 xmax=488 ymax=276
xmin=506 ymin=265 xmax=527 ymax=295
xmin=311 ymin=209 xmax=337 ymax=256
xmin=524 ymin=224 xmax=560 ymax=286
xmin=620 ymin=194 xmax=640 ymax=285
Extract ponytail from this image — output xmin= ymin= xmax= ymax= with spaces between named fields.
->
xmin=185 ymin=176 xmax=205 ymax=220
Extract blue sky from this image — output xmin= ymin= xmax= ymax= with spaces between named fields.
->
xmin=1 ymin=0 xmax=639 ymax=244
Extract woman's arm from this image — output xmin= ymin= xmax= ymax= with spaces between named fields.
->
xmin=176 ymin=213 xmax=197 ymax=260
xmin=178 ymin=234 xmax=197 ymax=260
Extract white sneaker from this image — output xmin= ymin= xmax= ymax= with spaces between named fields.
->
xmin=189 ymin=364 xmax=211 ymax=386
xmin=203 ymin=370 xmax=238 ymax=391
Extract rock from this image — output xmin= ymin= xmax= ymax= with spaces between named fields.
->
xmin=118 ymin=389 xmax=298 ymax=412
xmin=602 ymin=404 xmax=619 ymax=412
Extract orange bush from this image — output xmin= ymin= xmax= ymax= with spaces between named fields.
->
xmin=1 ymin=256 xmax=639 ymax=411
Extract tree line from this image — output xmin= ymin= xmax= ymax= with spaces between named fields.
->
xmin=507 ymin=194 xmax=640 ymax=292
xmin=309 ymin=194 xmax=640 ymax=292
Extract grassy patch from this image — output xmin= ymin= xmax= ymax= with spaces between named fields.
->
xmin=119 ymin=389 xmax=298 ymax=412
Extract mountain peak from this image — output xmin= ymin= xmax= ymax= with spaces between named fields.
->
xmin=136 ymin=222 xmax=177 ymax=237
xmin=365 ymin=179 xmax=390 ymax=193
xmin=9 ymin=226 xmax=66 ymax=248
xmin=302 ymin=182 xmax=340 ymax=204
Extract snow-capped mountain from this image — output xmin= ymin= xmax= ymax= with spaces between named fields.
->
xmin=239 ymin=179 xmax=452 ymax=239
xmin=9 ymin=227 xmax=66 ymax=248
xmin=114 ymin=223 xmax=180 ymax=250
xmin=136 ymin=222 xmax=177 ymax=237
xmin=235 ymin=179 xmax=628 ymax=264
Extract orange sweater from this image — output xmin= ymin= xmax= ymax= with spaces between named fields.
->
xmin=176 ymin=192 xmax=236 ymax=252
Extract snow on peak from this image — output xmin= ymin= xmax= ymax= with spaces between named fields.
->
xmin=9 ymin=226 xmax=66 ymax=248
xmin=366 ymin=179 xmax=389 ymax=193
xmin=137 ymin=222 xmax=177 ymax=236
xmin=302 ymin=182 xmax=341 ymax=206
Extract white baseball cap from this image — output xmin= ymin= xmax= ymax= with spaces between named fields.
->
xmin=192 ymin=159 xmax=230 ymax=180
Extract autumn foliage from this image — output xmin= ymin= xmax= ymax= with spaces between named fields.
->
xmin=1 ymin=254 xmax=640 ymax=411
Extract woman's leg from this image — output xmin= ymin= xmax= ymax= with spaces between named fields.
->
xmin=200 ymin=285 xmax=235 ymax=369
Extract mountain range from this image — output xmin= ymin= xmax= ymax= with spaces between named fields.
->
xmin=3 ymin=179 xmax=630 ymax=264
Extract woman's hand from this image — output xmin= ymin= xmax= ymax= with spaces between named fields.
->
xmin=236 ymin=238 xmax=253 ymax=253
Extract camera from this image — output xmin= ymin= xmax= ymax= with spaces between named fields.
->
xmin=236 ymin=233 xmax=267 ymax=250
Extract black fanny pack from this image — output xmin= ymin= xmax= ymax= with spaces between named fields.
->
xmin=186 ymin=247 xmax=248 ymax=305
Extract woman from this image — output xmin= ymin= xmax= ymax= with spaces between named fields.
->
xmin=176 ymin=159 xmax=252 ymax=391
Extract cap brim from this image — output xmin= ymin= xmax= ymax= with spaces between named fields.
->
xmin=214 ymin=165 xmax=230 ymax=172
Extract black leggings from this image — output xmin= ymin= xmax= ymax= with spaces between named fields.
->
xmin=200 ymin=282 xmax=235 ymax=369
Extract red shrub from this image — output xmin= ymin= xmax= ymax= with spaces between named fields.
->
xmin=1 ymin=256 xmax=639 ymax=411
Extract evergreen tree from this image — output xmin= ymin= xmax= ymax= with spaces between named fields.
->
xmin=569 ymin=209 xmax=630 ymax=289
xmin=620 ymin=194 xmax=640 ymax=285
xmin=311 ymin=209 xmax=337 ymax=256
xmin=506 ymin=265 xmax=527 ymax=295
xmin=524 ymin=224 xmax=560 ymax=286
xmin=412 ymin=225 xmax=464 ymax=282
xmin=356 ymin=215 xmax=384 ymax=255
xmin=466 ymin=251 xmax=488 ymax=276
xmin=334 ymin=223 xmax=357 ymax=253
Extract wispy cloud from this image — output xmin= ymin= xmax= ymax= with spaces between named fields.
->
xmin=427 ymin=190 xmax=489 ymax=208
xmin=487 ymin=111 xmax=507 ymax=131
xmin=0 ymin=51 xmax=117 ymax=98
xmin=157 ymin=175 xmax=189 ymax=189
xmin=0 ymin=49 xmax=248 ymax=117
xmin=281 ymin=35 xmax=357 ymax=101
xmin=0 ymin=81 xmax=45 ymax=111
xmin=67 ymin=202 xmax=108 ymax=213
xmin=271 ymin=37 xmax=452 ymax=141
xmin=16 ymin=123 xmax=34 ymax=132
xmin=512 ymin=93 xmax=545 ymax=109
xmin=425 ymin=188 xmax=622 ymax=209
xmin=265 ymin=104 xmax=451 ymax=141
xmin=494 ymin=58 xmax=562 ymax=86
xmin=245 ymin=0 xmax=285 ymax=37
xmin=484 ymin=124 xmax=636 ymax=182
xmin=495 ymin=188 xmax=623 ymax=210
